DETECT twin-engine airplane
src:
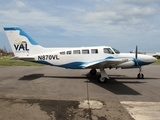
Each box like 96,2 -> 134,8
4,26 -> 157,83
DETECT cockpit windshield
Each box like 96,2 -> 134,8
112,48 -> 120,54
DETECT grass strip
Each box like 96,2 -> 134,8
153,59 -> 160,65
0,60 -> 44,66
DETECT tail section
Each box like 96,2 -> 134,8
4,26 -> 44,57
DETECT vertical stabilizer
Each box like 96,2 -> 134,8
4,26 -> 44,57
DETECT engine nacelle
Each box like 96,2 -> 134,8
116,61 -> 135,68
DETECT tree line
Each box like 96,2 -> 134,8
0,47 -> 14,56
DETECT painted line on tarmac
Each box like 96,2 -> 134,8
121,101 -> 160,120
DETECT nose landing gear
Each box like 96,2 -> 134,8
137,67 -> 144,79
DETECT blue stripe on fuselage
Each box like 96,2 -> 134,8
33,61 -> 54,66
34,60 -> 85,69
59,62 -> 85,69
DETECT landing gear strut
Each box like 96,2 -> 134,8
90,68 -> 109,83
137,67 -> 144,79
97,67 -> 109,83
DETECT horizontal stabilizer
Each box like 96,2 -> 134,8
11,57 -> 35,61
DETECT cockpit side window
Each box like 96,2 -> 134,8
103,48 -> 114,54
112,48 -> 120,54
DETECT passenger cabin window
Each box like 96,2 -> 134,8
60,51 -> 65,55
82,49 -> 89,54
67,51 -> 72,54
104,48 -> 114,54
91,49 -> 98,54
73,50 -> 80,54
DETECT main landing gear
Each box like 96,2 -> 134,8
90,68 -> 109,83
90,69 -> 97,76
137,67 -> 144,79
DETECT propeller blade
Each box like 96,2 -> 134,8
135,46 -> 138,59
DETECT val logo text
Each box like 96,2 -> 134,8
14,41 -> 29,51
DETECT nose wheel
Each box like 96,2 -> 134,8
137,73 -> 144,79
137,67 -> 144,79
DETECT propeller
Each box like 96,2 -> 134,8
135,45 -> 138,59
134,45 -> 139,67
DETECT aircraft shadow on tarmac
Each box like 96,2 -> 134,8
85,73 -> 142,95
19,74 -> 87,80
19,73 -> 158,95
19,74 -> 45,81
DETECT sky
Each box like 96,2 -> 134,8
0,0 -> 160,52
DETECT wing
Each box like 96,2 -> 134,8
81,58 -> 128,69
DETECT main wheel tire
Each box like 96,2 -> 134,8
141,74 -> 144,79
90,69 -> 97,76
137,73 -> 144,79
97,75 -> 107,83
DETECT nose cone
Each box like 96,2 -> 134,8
146,55 -> 158,63
138,54 -> 158,64
151,56 -> 158,63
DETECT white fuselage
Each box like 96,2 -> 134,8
33,46 -> 157,69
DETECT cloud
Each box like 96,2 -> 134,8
122,0 -> 160,6
16,0 -> 25,7
0,9 -> 61,26
0,0 -> 88,36
127,7 -> 155,17
78,11 -> 124,24
78,3 -> 156,26
0,0 -> 160,52
1,0 -> 157,34
0,1 -> 68,30
57,5 -> 86,13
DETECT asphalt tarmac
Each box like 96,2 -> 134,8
0,65 -> 160,120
